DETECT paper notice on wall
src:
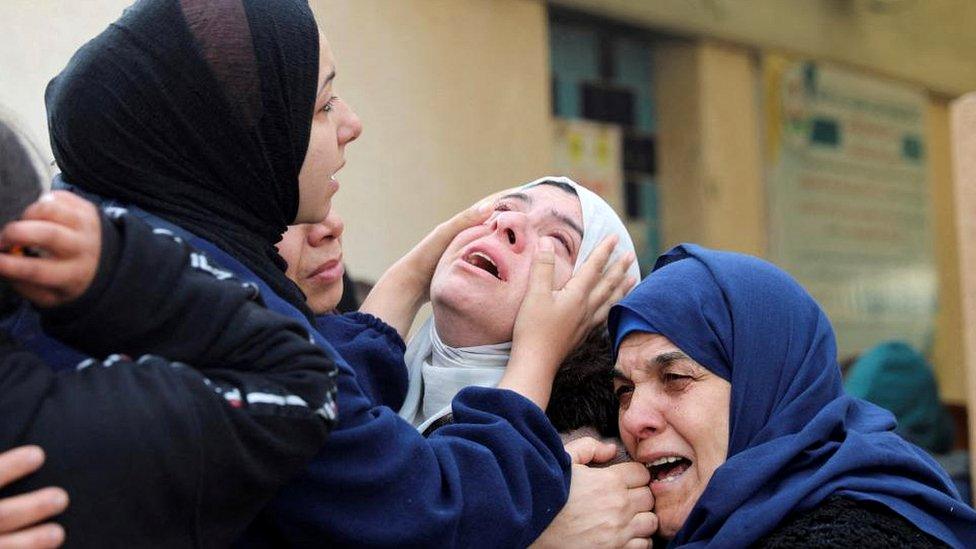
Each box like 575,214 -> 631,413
764,55 -> 936,358
552,117 -> 623,211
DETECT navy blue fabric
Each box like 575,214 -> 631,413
19,188 -> 570,547
314,312 -> 408,410
0,301 -> 87,371
608,243 -> 976,548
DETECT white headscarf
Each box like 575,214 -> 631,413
400,176 -> 641,433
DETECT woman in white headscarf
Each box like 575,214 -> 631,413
399,176 -> 642,434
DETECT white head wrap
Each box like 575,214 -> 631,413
400,176 -> 641,433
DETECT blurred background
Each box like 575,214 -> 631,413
3,0 -> 976,498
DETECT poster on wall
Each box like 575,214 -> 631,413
763,55 -> 936,358
552,117 -> 624,210
553,117 -> 652,272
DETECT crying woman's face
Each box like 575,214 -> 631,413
429,183 -> 582,347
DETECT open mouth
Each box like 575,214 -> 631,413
464,251 -> 502,280
646,456 -> 692,484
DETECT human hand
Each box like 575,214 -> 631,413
513,234 -> 635,374
0,191 -> 101,308
531,459 -> 656,549
0,446 -> 67,549
563,436 -> 619,466
382,192 -> 508,300
360,195 -> 499,338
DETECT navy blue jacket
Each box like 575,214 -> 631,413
12,183 -> 571,547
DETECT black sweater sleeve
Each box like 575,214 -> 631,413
0,210 -> 338,547
756,496 -> 949,548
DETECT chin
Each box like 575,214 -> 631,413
303,286 -> 342,315
656,505 -> 692,540
431,290 -> 514,345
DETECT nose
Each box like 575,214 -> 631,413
307,213 -> 344,246
338,100 -> 363,145
489,211 -> 528,254
619,387 -> 667,442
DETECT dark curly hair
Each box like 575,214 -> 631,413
546,328 -> 619,437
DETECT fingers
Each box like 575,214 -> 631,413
628,511 -> 659,539
0,253 -> 76,289
0,523 -> 65,549
628,485 -> 653,513
1,221 -> 78,258
564,437 -> 617,465
445,199 -> 494,235
0,448 -> 44,489
567,234 -> 618,292
609,461 -> 651,488
527,238 -> 555,294
0,488 -> 68,534
588,251 -> 637,327
20,191 -> 94,231
622,537 -> 652,549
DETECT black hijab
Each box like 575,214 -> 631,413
46,0 -> 320,316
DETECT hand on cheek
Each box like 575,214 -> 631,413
0,191 -> 101,308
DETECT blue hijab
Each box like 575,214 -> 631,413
608,244 -> 975,548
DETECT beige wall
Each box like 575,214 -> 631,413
313,0 -> 553,281
0,0 -> 133,167
653,40 -> 765,256
950,94 -> 976,478
0,0 -> 553,282
553,0 -> 976,97
928,100 -> 967,403
654,39 -> 968,402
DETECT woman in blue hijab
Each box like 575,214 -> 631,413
608,243 -> 975,547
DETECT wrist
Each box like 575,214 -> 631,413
385,257 -> 431,304
511,338 -> 563,373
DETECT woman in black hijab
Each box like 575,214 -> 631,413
47,0 -> 359,318
32,0 -> 626,545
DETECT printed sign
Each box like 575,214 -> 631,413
764,55 -> 935,357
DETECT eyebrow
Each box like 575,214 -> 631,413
317,69 -> 336,97
552,209 -> 584,239
612,350 -> 692,380
498,192 -> 584,239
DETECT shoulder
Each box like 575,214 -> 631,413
756,496 -> 949,548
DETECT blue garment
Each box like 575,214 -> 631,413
0,300 -> 88,370
18,182 -> 570,547
314,312 -> 408,410
608,243 -> 976,548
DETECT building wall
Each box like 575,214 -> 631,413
0,0 -> 553,282
654,38 -> 967,403
552,0 -> 976,97
312,0 -> 553,281
0,0 -> 133,166
653,40 -> 765,257
931,99 -> 967,403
